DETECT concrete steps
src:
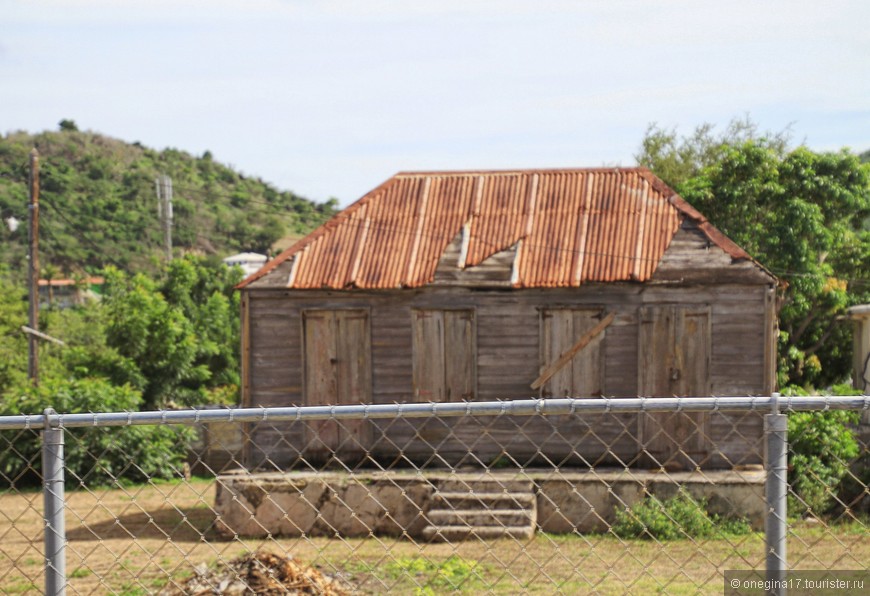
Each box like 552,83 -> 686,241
422,478 -> 537,541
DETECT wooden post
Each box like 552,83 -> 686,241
240,293 -> 251,467
28,148 -> 40,386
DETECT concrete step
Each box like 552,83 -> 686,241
422,524 -> 535,542
426,508 -> 534,527
437,478 -> 535,493
423,483 -> 538,541
433,491 -> 536,510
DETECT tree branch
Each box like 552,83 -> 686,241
802,319 -> 842,357
792,311 -> 818,344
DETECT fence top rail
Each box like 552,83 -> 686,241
0,395 -> 867,430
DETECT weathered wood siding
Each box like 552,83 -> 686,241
244,284 -> 771,469
243,219 -> 775,470
412,309 -> 476,401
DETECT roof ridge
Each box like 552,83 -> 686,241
395,166 -> 649,178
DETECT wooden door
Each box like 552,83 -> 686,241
303,309 -> 371,461
540,308 -> 605,397
639,305 -> 711,469
412,310 -> 476,401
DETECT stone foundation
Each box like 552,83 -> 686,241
215,468 -> 765,539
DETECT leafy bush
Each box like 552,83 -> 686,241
0,378 -> 193,487
788,411 -> 859,516
781,385 -> 861,516
612,492 -> 751,540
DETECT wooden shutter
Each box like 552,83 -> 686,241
444,310 -> 476,401
413,310 -> 476,402
539,308 -> 605,398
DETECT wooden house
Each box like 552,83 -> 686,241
238,168 -> 778,471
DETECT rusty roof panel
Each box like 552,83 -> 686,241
408,175 -> 476,285
465,173 -> 530,267
239,168 -> 766,290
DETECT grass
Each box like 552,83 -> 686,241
348,555 -> 487,594
0,479 -> 866,594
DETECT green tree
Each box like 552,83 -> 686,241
0,274 -> 28,392
638,122 -> 870,386
41,263 -> 61,307
0,377 -> 191,487
0,127 -> 336,273
636,117 -> 791,189
67,257 -> 242,409
100,267 -> 203,409
159,255 -> 242,394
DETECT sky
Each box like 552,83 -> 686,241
3,0 -> 869,207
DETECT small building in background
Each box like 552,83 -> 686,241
849,305 -> 870,394
38,276 -> 104,309
223,252 -> 268,278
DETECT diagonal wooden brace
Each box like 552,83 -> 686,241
530,312 -> 615,391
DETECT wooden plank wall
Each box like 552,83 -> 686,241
242,218 -> 774,469
244,282 -> 770,469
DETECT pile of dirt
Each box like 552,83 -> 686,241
159,550 -> 353,595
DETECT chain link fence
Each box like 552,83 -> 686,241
0,395 -> 868,594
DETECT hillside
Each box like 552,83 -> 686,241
0,122 -> 336,276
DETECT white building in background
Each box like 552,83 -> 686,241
849,305 -> 870,395
223,252 -> 269,278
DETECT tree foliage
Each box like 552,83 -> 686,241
638,120 -> 870,387
636,116 -> 791,188
787,410 -> 860,515
0,377 -> 192,487
0,273 -> 28,391
0,127 -> 337,275
64,256 -> 243,409
1,256 -> 242,409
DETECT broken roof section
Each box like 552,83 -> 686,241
240,168 -> 762,290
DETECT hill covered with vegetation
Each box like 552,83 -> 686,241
0,121 -> 337,276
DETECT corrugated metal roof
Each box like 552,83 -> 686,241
240,168 -> 755,290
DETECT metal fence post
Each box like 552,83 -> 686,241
42,408 -> 66,596
765,393 -> 787,593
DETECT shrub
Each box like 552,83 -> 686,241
788,410 -> 859,515
612,492 -> 751,540
781,385 -> 861,516
0,378 -> 193,487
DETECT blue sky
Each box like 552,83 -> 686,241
3,1 -> 869,206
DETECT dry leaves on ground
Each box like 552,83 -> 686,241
159,550 -> 353,595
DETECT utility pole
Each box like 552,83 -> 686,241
155,174 -> 173,261
28,149 -> 40,385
